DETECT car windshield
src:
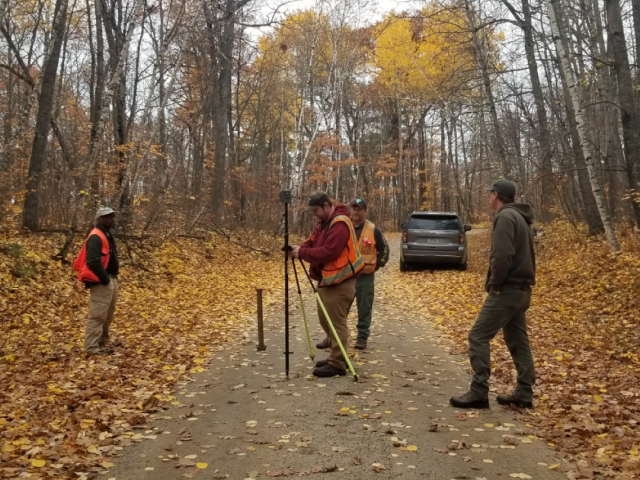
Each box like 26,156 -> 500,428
408,215 -> 461,231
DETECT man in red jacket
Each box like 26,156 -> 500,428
289,191 -> 363,377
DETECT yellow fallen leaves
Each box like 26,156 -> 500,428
31,459 -> 45,468
389,222 -> 640,477
196,463 -> 208,469
0,230 -> 283,477
406,445 -> 418,451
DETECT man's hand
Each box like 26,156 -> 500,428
288,246 -> 300,259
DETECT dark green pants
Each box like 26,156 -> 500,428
468,286 -> 535,400
349,273 -> 375,341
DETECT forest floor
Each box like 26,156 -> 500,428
0,221 -> 639,479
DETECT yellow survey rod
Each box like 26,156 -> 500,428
314,292 -> 359,382
298,291 -> 314,360
291,258 -> 314,360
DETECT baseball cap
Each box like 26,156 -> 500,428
307,191 -> 331,208
488,179 -> 516,198
351,198 -> 368,209
95,207 -> 118,220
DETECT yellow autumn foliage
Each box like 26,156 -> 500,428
373,4 -> 491,102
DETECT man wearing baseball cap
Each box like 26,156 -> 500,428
289,191 -> 364,377
450,179 -> 537,409
316,198 -> 389,350
72,207 -> 121,355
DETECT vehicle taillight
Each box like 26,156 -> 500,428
459,231 -> 465,244
402,230 -> 408,243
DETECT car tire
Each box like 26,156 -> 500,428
399,260 -> 409,272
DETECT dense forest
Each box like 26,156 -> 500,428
1,0 -> 639,250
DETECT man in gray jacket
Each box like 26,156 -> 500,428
450,179 -> 536,409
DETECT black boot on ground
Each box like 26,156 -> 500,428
449,391 -> 489,409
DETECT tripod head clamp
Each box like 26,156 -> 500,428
279,190 -> 292,204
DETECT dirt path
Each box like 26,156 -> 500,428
106,245 -> 564,480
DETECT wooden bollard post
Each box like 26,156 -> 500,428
257,289 -> 266,351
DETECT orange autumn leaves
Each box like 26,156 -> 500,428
0,231 -> 282,478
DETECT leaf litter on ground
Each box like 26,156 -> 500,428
385,223 -> 640,477
0,230 -> 282,478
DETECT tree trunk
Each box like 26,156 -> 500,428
604,0 -> 640,230
22,0 -> 68,231
521,0 -> 554,221
546,0 -> 619,250
418,116 -> 426,209
631,0 -> 640,84
465,0 -> 509,176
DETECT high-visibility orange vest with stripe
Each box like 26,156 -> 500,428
320,215 -> 364,286
358,220 -> 377,275
72,228 -> 109,283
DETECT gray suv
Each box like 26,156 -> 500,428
400,212 -> 471,271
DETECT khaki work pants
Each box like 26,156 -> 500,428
317,277 -> 356,370
83,277 -> 118,353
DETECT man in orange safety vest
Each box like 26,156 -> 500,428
73,207 -> 121,355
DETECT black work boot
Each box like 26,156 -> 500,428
316,337 -> 330,349
315,359 -> 329,367
354,339 -> 367,350
312,363 -> 346,377
449,391 -> 489,409
497,394 -> 533,409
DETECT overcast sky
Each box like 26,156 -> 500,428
255,0 -> 421,27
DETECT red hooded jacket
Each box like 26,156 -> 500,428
299,204 -> 354,282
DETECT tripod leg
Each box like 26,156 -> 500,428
315,293 -> 358,381
298,292 -> 314,360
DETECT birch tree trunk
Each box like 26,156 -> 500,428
546,0 -> 619,251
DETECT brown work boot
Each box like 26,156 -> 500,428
313,363 -> 346,377
316,337 -> 330,349
354,338 -> 367,350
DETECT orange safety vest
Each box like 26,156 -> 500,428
320,215 -> 364,287
358,220 -> 377,275
72,228 -> 109,283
